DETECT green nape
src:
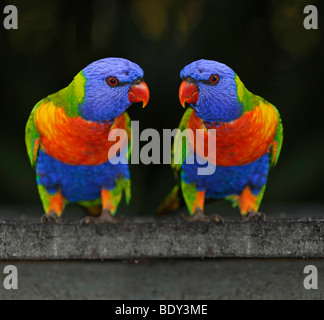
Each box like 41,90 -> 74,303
50,71 -> 87,118
235,74 -> 260,113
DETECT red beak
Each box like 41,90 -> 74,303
179,80 -> 199,108
128,81 -> 150,108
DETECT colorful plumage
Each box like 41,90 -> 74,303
25,58 -> 149,223
158,59 -> 283,221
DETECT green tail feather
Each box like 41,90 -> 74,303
156,184 -> 184,216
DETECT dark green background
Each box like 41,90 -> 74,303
0,0 -> 323,214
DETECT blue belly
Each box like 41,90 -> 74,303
36,150 -> 129,202
181,153 -> 269,198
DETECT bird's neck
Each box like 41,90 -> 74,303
49,72 -> 87,119
235,75 -> 258,113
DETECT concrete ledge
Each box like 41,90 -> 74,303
0,217 -> 324,260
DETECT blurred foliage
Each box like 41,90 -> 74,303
270,0 -> 321,57
0,0 -> 323,213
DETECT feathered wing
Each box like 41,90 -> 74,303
157,108 -> 194,215
269,105 -> 283,167
246,95 -> 283,168
25,100 -> 46,169
156,184 -> 183,216
171,107 -> 194,172
123,111 -> 132,204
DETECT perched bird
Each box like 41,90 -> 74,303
25,58 -> 149,223
158,59 -> 283,221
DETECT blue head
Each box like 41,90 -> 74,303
77,57 -> 149,122
179,59 -> 243,123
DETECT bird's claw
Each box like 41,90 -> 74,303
41,212 -> 66,224
80,209 -> 124,225
211,214 -> 224,224
241,211 -> 266,221
181,209 -> 210,222
181,209 -> 225,223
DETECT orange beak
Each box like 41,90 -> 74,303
179,80 -> 199,108
128,81 -> 150,108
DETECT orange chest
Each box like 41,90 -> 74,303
35,103 -> 129,165
187,104 -> 278,166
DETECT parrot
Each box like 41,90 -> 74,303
25,58 -> 149,224
158,59 -> 283,222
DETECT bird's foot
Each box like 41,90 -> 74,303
41,211 -> 66,224
181,209 -> 210,222
241,210 -> 266,221
80,209 -> 124,225
210,214 -> 225,224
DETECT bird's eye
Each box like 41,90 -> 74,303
106,76 -> 118,86
209,74 -> 219,84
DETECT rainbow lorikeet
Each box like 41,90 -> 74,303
158,59 -> 283,221
25,58 -> 149,223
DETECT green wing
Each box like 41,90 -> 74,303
171,107 -> 194,172
269,106 -> 283,167
124,111 -> 132,164
25,100 -> 44,169
124,111 -> 132,204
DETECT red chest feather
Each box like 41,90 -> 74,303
187,102 -> 278,166
35,102 -> 129,165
